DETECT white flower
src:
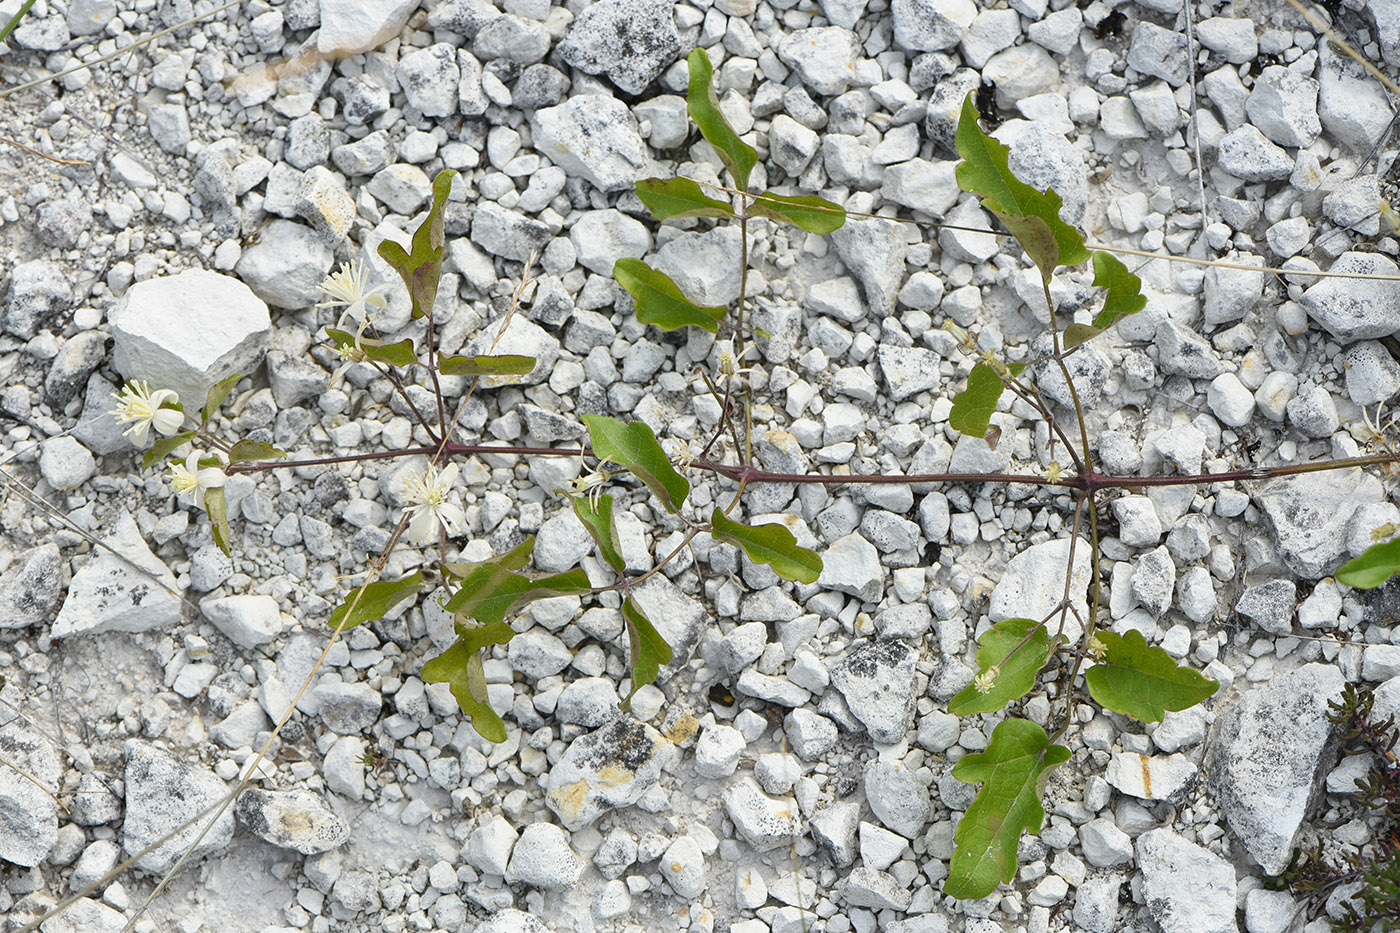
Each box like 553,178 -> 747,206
168,450 -> 228,509
403,463 -> 466,543
973,665 -> 1000,695
110,381 -> 184,446
316,258 -> 391,341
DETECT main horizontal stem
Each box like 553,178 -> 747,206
225,442 -> 1399,492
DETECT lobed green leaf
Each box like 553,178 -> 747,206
1337,537 -> 1400,589
613,258 -> 727,333
228,440 -> 286,465
1062,323 -> 1103,350
635,177 -> 736,220
1084,629 -> 1220,723
202,373 -> 243,425
686,48 -> 758,192
421,623 -> 515,743
326,328 -> 419,367
437,353 -> 538,377
620,595 -> 673,712
378,168 -> 457,319
946,718 -> 1071,899
955,93 -> 1089,273
328,571 -> 425,632
442,560 -> 592,626
141,432 -> 197,472
948,617 -> 1052,716
949,362 -> 1005,440
747,192 -> 847,234
581,414 -> 690,513
1089,251 -> 1148,330
709,508 -> 822,584
443,536 -> 535,579
573,493 -> 626,574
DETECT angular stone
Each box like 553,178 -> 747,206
1208,663 -> 1345,874
1136,828 -> 1236,933
0,720 -> 59,867
545,718 -> 676,830
110,269 -> 271,405
236,789 -> 349,854
531,95 -> 651,192
1255,470 -> 1385,578
830,640 -> 917,744
52,514 -> 182,637
123,740 -> 235,873
557,0 -> 681,95
0,544 -> 63,630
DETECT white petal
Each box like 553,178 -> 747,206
125,421 -> 152,447
407,509 -> 435,543
196,467 -> 227,489
152,409 -> 184,436
439,502 -> 466,535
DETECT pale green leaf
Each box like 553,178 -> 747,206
709,508 -> 822,584
747,191 -> 846,234
635,177 -> 735,220
687,48 -> 758,191
613,258 -> 727,333
141,431 -> 196,472
205,486 -> 231,557
990,210 -> 1058,281
378,168 -> 457,319
948,618 -> 1052,716
228,440 -> 286,465
442,536 -> 535,579
581,414 -> 690,513
955,93 -> 1089,270
202,373 -> 242,425
437,353 -> 537,377
1090,251 -> 1148,329
1062,323 -> 1104,350
325,328 -> 418,367
1337,537 -> 1400,589
620,595 -> 673,711
1084,630 -> 1220,723
573,493 -> 626,574
421,624 -> 515,743
328,572 -> 425,632
946,719 -> 1071,900
441,561 -> 592,627
949,362 -> 1005,439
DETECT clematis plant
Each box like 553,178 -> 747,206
110,380 -> 184,446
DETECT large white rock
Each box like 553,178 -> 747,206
52,514 -> 182,637
123,740 -> 235,873
317,0 -> 417,55
989,537 -> 1092,642
110,269 -> 270,405
0,720 -> 59,866
1136,828 -> 1236,933
531,95 -> 651,192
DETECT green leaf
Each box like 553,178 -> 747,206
687,48 -> 757,192
948,618 -> 1052,716
141,431 -> 197,472
581,414 -> 690,513
421,624 -> 515,743
1084,630 -> 1220,723
955,93 -> 1089,270
437,353 -> 538,377
989,211 -> 1058,281
635,177 -> 736,221
709,508 -> 822,584
573,493 -> 626,574
613,258 -> 727,333
0,0 -> 38,45
748,192 -> 847,234
949,362 -> 1005,439
946,719 -> 1071,900
328,571 -> 425,632
620,595 -> 673,712
326,328 -> 419,367
1090,251 -> 1148,329
377,168 -> 457,319
1337,537 -> 1400,589
441,561 -> 592,626
443,536 -> 535,579
227,440 -> 286,465
204,486 -> 232,557
1062,323 -> 1103,350
202,373 -> 242,425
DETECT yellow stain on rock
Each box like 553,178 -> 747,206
664,714 -> 699,746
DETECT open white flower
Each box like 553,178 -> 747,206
316,258 -> 391,341
403,463 -> 466,543
168,450 -> 228,509
110,381 -> 184,446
